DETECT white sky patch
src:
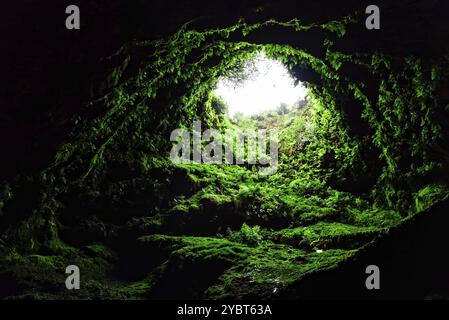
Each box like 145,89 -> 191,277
214,53 -> 308,116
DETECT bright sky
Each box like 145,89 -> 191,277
214,53 -> 308,116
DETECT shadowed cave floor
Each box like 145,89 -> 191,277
1,162 -> 448,300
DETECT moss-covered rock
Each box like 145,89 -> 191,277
2,1 -> 449,300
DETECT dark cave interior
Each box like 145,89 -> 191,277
1,0 -> 449,300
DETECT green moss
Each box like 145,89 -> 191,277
228,223 -> 263,247
132,231 -> 365,299
0,243 -> 122,299
414,184 -> 449,213
205,246 -> 356,300
272,222 -> 382,250
3,8 -> 449,300
200,193 -> 233,207
352,207 -> 402,228
114,280 -> 153,299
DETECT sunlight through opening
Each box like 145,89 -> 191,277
214,53 -> 308,117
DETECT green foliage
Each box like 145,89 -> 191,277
272,222 -> 382,250
0,243 -> 131,299
205,247 -> 355,300
229,223 -> 263,247
3,10 -> 449,300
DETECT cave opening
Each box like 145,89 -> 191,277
169,49 -> 317,177
2,2 -> 449,301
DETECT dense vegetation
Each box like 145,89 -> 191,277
1,3 -> 449,299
